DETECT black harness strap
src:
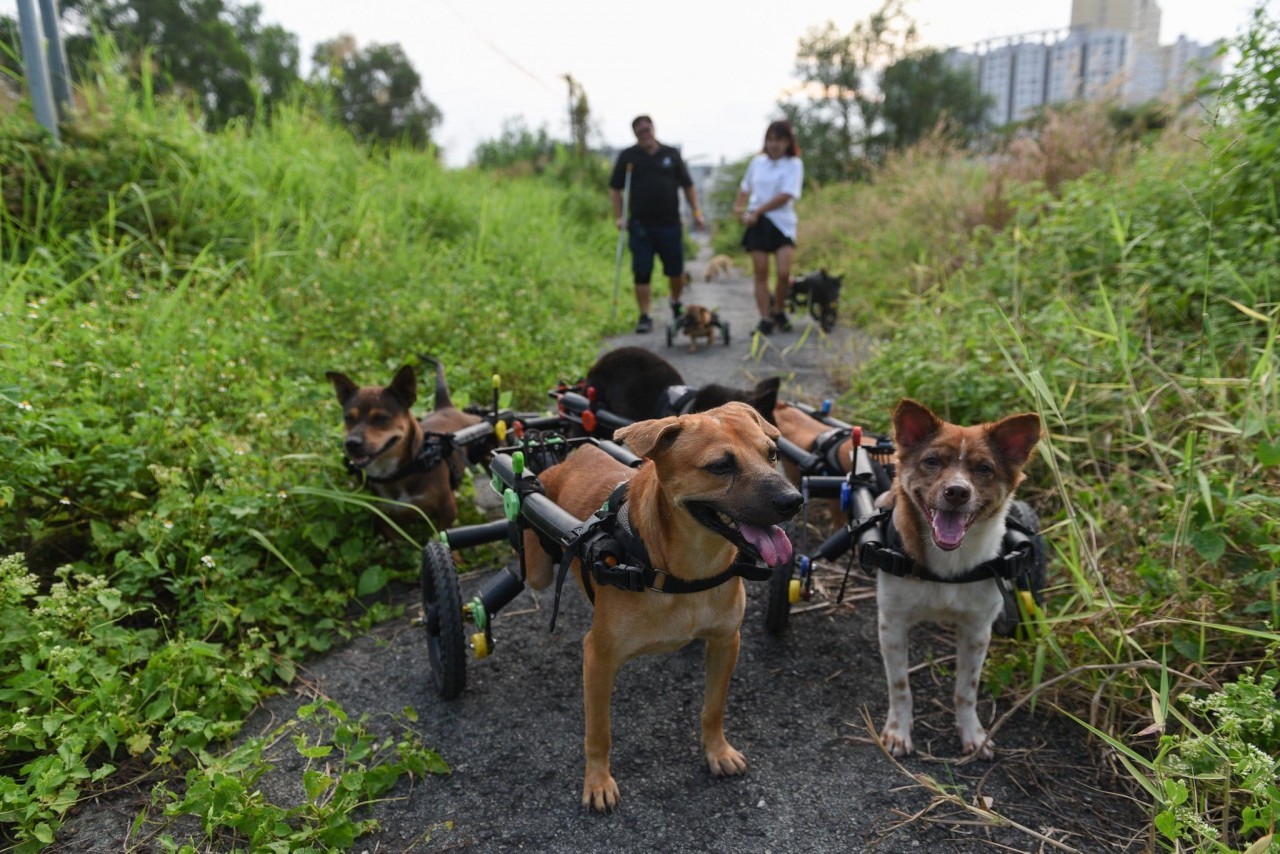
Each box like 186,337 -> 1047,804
665,385 -> 699,417
856,509 -> 1037,585
545,482 -> 772,632
351,431 -> 462,488
812,427 -> 853,474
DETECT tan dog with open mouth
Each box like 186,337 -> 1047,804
325,361 -> 481,534
876,399 -> 1040,759
522,402 -> 803,812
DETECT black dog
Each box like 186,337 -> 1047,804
585,346 -> 780,436
787,270 -> 842,333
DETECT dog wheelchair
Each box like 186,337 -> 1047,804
765,401 -> 1048,640
664,308 -> 730,348
419,425 -> 650,699
547,380 -> 638,439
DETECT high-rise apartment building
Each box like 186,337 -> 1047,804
950,0 -> 1222,127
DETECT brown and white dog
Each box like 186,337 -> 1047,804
679,304 -> 719,352
703,254 -> 737,282
522,402 -> 803,812
876,399 -> 1041,759
326,361 -> 481,534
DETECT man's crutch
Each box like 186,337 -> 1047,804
611,163 -> 633,321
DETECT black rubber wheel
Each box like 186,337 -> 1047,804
665,324 -> 674,347
763,520 -> 798,635
421,541 -> 467,699
722,320 -> 731,346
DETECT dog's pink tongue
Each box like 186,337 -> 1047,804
740,523 -> 794,567
931,510 -> 967,550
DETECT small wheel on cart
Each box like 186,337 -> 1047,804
421,540 -> 467,699
722,320 -> 731,346
666,323 -> 674,347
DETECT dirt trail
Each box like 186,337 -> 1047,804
56,239 -> 1146,853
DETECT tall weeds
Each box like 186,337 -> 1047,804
802,8 -> 1280,849
1,52 -> 616,849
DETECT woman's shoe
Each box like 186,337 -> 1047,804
773,312 -> 793,332
756,317 -> 775,335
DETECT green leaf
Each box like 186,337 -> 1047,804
1257,438 -> 1280,467
356,566 -> 389,597
1154,809 -> 1179,841
1189,529 -> 1226,563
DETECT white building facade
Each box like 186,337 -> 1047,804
951,0 -> 1222,128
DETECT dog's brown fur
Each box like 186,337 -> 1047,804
703,254 -> 736,282
522,403 -> 802,812
681,304 -> 718,352
877,399 -> 1041,759
326,362 -> 480,534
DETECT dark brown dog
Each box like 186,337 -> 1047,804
326,360 -> 480,534
585,346 -> 779,435
522,402 -> 803,812
679,304 -> 718,352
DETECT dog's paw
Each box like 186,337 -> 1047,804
706,743 -> 748,777
582,771 -> 620,813
879,724 -> 914,757
959,726 -> 995,760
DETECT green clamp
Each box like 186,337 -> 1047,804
468,596 -> 488,631
503,488 -> 521,521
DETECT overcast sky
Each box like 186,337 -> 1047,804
3,0 -> 1264,166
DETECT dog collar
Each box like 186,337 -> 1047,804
349,432 -> 464,490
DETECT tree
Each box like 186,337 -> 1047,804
42,0 -> 299,127
880,48 -> 990,150
472,117 -> 558,173
782,0 -> 918,183
58,0 -> 296,127
311,36 -> 440,149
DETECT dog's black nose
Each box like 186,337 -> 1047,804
344,437 -> 363,453
943,484 -> 971,505
775,489 -> 804,517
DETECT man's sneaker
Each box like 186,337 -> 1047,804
755,317 -> 775,335
774,312 -> 793,332
635,314 -> 654,333
670,300 -> 683,318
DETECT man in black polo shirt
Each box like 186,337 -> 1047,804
609,115 -> 705,333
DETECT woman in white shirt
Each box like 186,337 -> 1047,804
733,121 -> 804,335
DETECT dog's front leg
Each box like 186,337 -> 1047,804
954,617 -> 995,759
878,617 -> 915,756
702,631 -> 747,776
581,629 -> 621,812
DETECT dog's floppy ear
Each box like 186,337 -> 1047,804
749,377 -> 781,425
987,412 -> 1041,468
388,365 -> 417,408
326,371 -> 359,405
892,399 -> 943,450
615,416 -> 683,461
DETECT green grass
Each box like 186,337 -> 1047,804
1,63 -> 619,850
795,10 -> 1280,850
